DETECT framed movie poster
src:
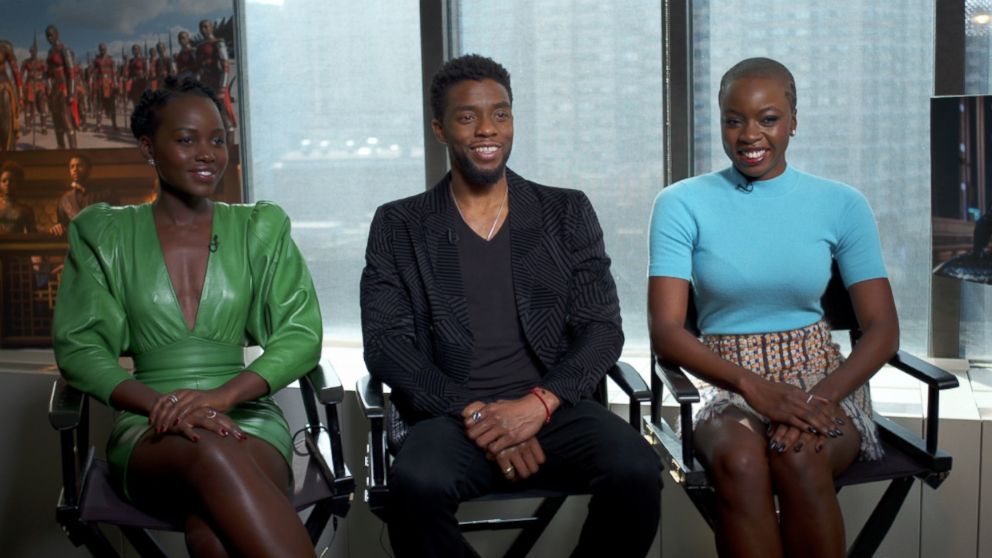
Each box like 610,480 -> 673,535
0,1 -> 245,347
931,95 -> 992,286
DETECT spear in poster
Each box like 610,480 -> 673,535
32,31 -> 37,148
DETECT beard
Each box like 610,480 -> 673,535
450,145 -> 511,187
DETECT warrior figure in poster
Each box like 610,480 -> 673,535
154,41 -> 175,88
91,43 -> 117,131
45,25 -> 78,149
195,19 -> 235,131
20,39 -> 46,138
147,45 -> 159,91
0,40 -> 22,151
174,31 -> 196,81
125,44 -> 148,112
69,50 -> 88,131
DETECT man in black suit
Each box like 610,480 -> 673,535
360,54 -> 660,557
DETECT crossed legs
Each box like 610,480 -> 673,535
128,431 -> 314,558
695,407 -> 860,558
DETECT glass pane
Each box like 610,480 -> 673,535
693,1 -> 935,352
457,0 -> 664,353
962,0 -> 992,359
243,0 -> 424,345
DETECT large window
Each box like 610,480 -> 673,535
456,0 -> 665,353
242,0 -> 425,345
962,0 -> 992,358
693,0 -> 935,352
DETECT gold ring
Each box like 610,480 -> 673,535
503,466 -> 515,475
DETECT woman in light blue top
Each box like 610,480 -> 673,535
648,58 -> 899,558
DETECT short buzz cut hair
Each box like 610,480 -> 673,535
719,57 -> 797,113
429,54 -> 512,121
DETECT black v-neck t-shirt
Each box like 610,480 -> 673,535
454,216 -> 543,400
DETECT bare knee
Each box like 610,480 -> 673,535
708,443 -> 770,486
185,514 -> 229,558
769,447 -> 834,494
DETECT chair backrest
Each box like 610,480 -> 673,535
684,260 -> 860,337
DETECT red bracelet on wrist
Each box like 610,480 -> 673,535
530,387 -> 552,424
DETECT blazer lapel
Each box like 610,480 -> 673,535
507,170 -> 542,337
416,175 -> 473,342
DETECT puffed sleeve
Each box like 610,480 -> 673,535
244,202 -> 323,393
53,209 -> 131,406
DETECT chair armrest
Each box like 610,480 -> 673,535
655,358 -> 700,404
886,350 -> 959,455
303,358 -> 344,405
888,350 -> 959,390
356,374 -> 385,420
49,377 -> 84,431
607,361 -> 651,401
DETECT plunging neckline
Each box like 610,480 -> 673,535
147,203 -> 217,333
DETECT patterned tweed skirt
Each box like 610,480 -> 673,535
692,320 -> 883,461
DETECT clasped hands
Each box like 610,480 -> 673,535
149,388 -> 246,443
461,395 -> 550,482
743,377 -> 846,454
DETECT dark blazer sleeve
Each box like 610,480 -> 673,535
360,205 -> 473,417
537,191 -> 624,404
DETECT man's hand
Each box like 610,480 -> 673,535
489,437 -> 546,481
461,395 -> 550,454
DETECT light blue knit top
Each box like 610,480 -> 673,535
648,165 -> 887,335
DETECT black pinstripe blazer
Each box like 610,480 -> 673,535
360,169 -> 623,422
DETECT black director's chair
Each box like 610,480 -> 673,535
646,262 -> 957,558
50,359 -> 354,558
356,362 -> 652,558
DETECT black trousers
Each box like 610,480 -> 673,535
387,400 -> 662,557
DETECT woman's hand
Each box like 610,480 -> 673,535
741,377 -> 839,437
767,423 -> 828,454
489,437 -> 546,481
162,406 -> 246,443
149,388 -> 233,434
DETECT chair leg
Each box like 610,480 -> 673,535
502,496 -> 566,558
305,500 -> 335,545
119,526 -> 169,558
686,488 -> 718,531
846,476 -> 915,558
77,523 -> 121,558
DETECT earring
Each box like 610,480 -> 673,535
147,158 -> 156,166
790,130 -> 796,137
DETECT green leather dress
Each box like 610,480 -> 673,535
53,201 -> 322,499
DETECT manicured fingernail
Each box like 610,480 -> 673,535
769,440 -> 777,450
807,427 -> 818,434
777,445 -> 785,453
836,418 -> 846,425
220,429 -> 229,437
794,442 -> 803,452
235,431 -> 246,440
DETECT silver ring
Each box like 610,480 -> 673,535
471,410 -> 484,423
168,394 -> 179,405
503,465 -> 515,476
805,394 -> 814,405
205,408 -> 217,419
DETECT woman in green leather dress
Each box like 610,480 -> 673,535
53,77 -> 321,557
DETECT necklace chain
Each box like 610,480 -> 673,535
450,184 -> 507,241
